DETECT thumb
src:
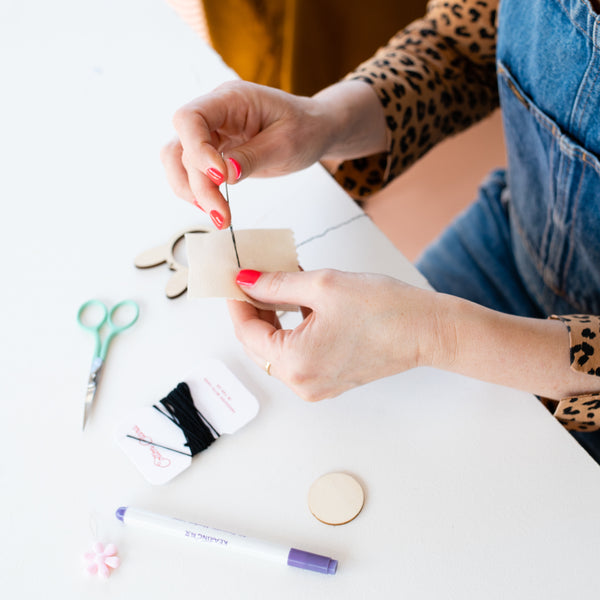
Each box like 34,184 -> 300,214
236,269 -> 321,308
224,129 -> 275,181
226,124 -> 307,181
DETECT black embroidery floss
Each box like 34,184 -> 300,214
152,382 -> 220,457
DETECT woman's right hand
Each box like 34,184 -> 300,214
160,80 -> 337,228
160,79 -> 386,228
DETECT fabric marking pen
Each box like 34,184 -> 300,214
116,506 -> 338,575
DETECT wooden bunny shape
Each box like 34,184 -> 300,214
134,228 -> 208,298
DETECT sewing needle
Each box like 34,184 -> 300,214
125,434 -> 193,457
224,179 -> 241,268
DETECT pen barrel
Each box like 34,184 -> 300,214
122,508 -> 289,564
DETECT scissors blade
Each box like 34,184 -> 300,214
224,180 -> 241,268
83,357 -> 103,431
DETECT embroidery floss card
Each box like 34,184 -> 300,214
115,359 -> 259,485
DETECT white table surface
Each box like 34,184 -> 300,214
2,1 -> 600,598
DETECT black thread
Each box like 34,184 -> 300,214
153,382 -> 220,456
295,213 -> 368,248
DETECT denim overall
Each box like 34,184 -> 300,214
417,0 -> 600,461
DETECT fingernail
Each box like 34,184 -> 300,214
236,269 -> 262,287
206,167 -> 224,186
210,210 -> 225,229
228,157 -> 242,180
193,199 -> 205,212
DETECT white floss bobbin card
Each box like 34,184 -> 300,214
115,359 -> 259,485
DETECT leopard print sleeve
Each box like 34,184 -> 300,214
331,0 -> 499,200
542,315 -> 600,432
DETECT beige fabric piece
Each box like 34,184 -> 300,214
186,229 -> 300,310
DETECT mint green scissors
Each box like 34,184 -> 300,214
77,299 -> 139,430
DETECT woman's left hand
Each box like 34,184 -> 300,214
227,269 -> 447,401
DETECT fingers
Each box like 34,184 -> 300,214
235,269 -> 328,309
297,266 -> 312,319
172,85 -> 248,187
180,149 -> 231,227
165,80 -> 327,228
159,139 -> 196,205
230,270 -> 322,383
160,137 -> 229,221
173,81 -> 287,181
229,270 -> 349,400
300,305 -> 312,320
169,91 -> 237,226
227,299 -> 285,374
228,269 -> 425,403
230,127 -> 294,179
172,94 -> 228,179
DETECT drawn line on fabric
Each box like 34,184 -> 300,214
296,213 -> 369,248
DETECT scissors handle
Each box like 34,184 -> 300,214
77,300 -> 108,358
107,300 -> 139,332
77,299 -> 139,360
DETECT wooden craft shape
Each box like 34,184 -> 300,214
135,228 -> 208,298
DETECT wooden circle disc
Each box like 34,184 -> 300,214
308,472 -> 365,525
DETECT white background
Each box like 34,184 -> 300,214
2,1 -> 600,598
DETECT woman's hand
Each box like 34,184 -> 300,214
227,269 -> 445,401
228,268 -> 600,404
161,81 -> 336,228
161,80 -> 386,229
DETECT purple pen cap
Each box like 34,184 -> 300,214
115,507 -> 127,522
287,548 -> 338,575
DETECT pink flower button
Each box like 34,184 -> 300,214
83,542 -> 120,578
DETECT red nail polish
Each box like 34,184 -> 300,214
228,157 -> 242,180
236,269 -> 262,287
206,168 -> 224,186
193,199 -> 205,212
210,210 -> 225,229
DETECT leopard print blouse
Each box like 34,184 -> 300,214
546,316 -> 600,432
330,0 -> 600,433
333,0 -> 499,199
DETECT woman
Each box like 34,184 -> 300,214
161,0 -> 600,461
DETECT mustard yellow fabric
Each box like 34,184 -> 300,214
199,0 -> 428,96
